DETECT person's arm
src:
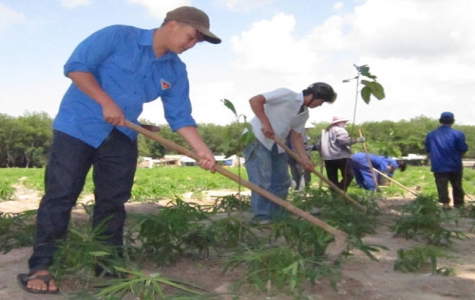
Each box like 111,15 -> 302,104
176,126 -> 215,171
249,95 -> 274,139
290,130 -> 314,171
456,132 -> 468,157
67,72 -> 125,126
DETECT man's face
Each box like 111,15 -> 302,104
168,22 -> 203,54
308,98 -> 324,108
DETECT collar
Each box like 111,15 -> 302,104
138,28 -> 156,46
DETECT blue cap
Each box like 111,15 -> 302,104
439,112 -> 455,124
440,112 -> 454,119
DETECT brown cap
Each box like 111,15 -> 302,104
164,6 -> 221,44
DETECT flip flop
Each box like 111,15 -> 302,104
17,273 -> 60,294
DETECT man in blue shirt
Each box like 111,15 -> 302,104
425,112 -> 468,210
18,6 -> 221,294
349,152 -> 406,191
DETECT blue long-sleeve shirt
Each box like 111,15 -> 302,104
425,125 -> 468,172
350,153 -> 398,190
53,25 -> 196,148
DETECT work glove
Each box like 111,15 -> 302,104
356,137 -> 366,143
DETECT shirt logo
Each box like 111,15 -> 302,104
161,79 -> 171,90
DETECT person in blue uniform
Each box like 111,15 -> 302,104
18,6 -> 221,294
425,112 -> 468,209
349,152 -> 406,191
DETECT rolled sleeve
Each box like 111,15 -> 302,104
161,69 -> 197,131
64,25 -> 124,76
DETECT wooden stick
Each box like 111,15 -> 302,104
126,121 -> 349,260
358,129 -> 379,191
272,138 -> 366,212
372,168 -> 419,196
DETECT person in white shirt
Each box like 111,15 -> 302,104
243,82 -> 336,224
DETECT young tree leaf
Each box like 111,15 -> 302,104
361,86 -> 372,104
221,99 -> 237,117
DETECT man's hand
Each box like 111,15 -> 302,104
356,136 -> 366,143
300,158 -> 315,172
102,102 -> 125,126
196,150 -> 216,172
261,123 -> 275,139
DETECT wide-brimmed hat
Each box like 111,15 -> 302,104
330,116 -> 351,125
164,6 -> 221,44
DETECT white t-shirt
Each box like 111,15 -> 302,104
249,88 -> 309,153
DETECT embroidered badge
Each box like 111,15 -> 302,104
161,79 -> 171,90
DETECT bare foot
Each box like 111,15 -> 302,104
27,270 -> 58,293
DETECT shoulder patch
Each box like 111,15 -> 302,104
161,79 -> 171,90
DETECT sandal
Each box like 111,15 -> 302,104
17,273 -> 60,294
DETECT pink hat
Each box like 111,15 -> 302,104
330,116 -> 351,125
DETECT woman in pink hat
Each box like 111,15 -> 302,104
318,116 -> 365,191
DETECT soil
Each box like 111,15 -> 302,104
1,186 -> 475,300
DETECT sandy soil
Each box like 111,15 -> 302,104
1,186 -> 475,300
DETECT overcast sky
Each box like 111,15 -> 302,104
1,0 -> 474,127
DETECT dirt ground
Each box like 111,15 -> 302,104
2,186 -> 475,300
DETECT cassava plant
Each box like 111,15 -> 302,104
0,210 -> 36,252
394,246 -> 455,276
94,267 -> 206,299
392,194 -> 467,246
224,245 -> 340,295
51,203 -> 128,287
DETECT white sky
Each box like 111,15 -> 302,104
1,0 -> 474,126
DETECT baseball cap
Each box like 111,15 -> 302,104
164,6 -> 221,44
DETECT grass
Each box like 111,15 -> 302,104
0,166 -> 251,201
2,166 -> 475,201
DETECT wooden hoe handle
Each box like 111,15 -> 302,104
272,138 -> 366,212
126,121 -> 349,241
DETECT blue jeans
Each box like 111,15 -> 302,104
243,140 -> 291,221
28,129 -> 138,273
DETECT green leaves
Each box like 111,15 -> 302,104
221,98 -> 255,157
361,80 -> 385,104
350,64 -> 386,104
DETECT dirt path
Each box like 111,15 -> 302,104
1,188 -> 475,299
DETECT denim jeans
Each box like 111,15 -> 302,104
28,129 -> 138,273
434,171 -> 464,207
243,140 -> 291,221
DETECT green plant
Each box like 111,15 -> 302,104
210,194 -> 251,214
394,246 -> 455,276
51,204 -> 128,287
392,194 -> 467,245
128,198 -> 210,266
94,267 -> 206,299
344,64 -> 385,104
224,246 -> 340,295
0,180 -> 15,201
207,216 -> 260,250
0,210 -> 36,252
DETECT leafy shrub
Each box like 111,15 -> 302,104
392,195 -> 467,245
0,181 -> 14,201
224,246 -> 340,294
0,210 -> 36,252
394,246 -> 455,276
